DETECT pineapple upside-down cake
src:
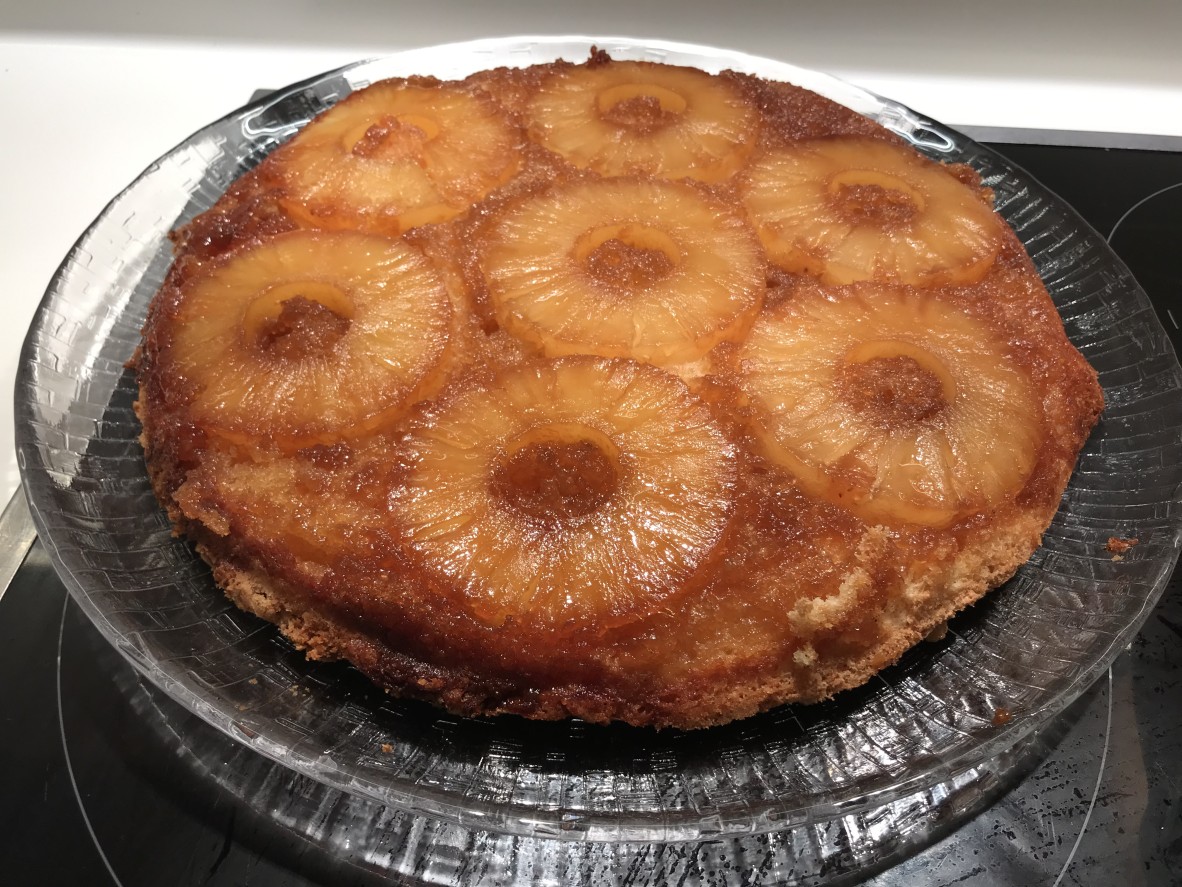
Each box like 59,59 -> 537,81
134,51 -> 1104,729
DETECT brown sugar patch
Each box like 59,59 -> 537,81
836,356 -> 949,428
350,116 -> 433,160
600,95 -> 679,133
172,172 -> 297,262
992,707 -> 1013,726
254,296 -> 351,360
729,71 -> 893,145
830,183 -> 919,226
490,439 -> 620,523
298,442 -> 355,470
585,238 -> 675,290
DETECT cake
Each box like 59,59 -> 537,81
134,49 -> 1104,729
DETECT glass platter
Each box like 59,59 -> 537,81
16,35 -> 1182,849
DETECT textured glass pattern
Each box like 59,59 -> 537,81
70,593 -> 1068,886
15,38 -> 1182,848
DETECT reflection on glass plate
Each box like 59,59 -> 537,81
62,595 -> 1096,887
16,35 -> 1182,858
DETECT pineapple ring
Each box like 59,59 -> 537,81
741,137 -> 1004,286
527,61 -> 757,182
168,230 -> 452,446
737,286 -> 1042,526
399,357 -> 736,633
481,178 -> 765,366
272,81 -> 523,235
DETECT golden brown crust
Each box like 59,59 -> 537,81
135,52 -> 1104,730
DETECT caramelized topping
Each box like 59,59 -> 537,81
600,95 -> 679,132
253,296 -> 352,360
491,430 -> 621,523
837,355 -> 949,427
585,238 -> 676,290
346,114 -> 439,159
575,222 -> 681,291
831,183 -> 920,225
299,441 -> 355,469
597,83 -> 686,133
833,338 -> 957,430
828,169 -> 923,226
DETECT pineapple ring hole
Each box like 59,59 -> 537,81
242,281 -> 355,358
828,169 -> 925,225
838,340 -> 957,426
490,422 -> 623,523
574,223 -> 681,291
341,114 -> 441,155
595,83 -> 690,117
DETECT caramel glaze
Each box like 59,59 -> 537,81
600,95 -> 679,134
584,238 -> 676,291
254,296 -> 351,359
490,440 -> 621,522
135,52 -> 1104,729
836,356 -> 948,427
831,184 -> 920,226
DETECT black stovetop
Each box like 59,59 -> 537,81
3,141 -> 1181,886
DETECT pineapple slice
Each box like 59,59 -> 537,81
480,178 -> 765,366
399,357 -> 735,632
737,285 -> 1041,526
526,60 -> 756,182
741,137 -> 1003,286
168,230 -> 451,446
272,80 -> 523,235
173,434 -> 404,572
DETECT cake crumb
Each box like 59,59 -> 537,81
381,743 -> 394,754
924,621 -> 948,642
1107,536 -> 1139,560
992,707 -> 1012,726
793,644 -> 818,667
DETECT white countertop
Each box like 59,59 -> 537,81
4,1 -> 1182,504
